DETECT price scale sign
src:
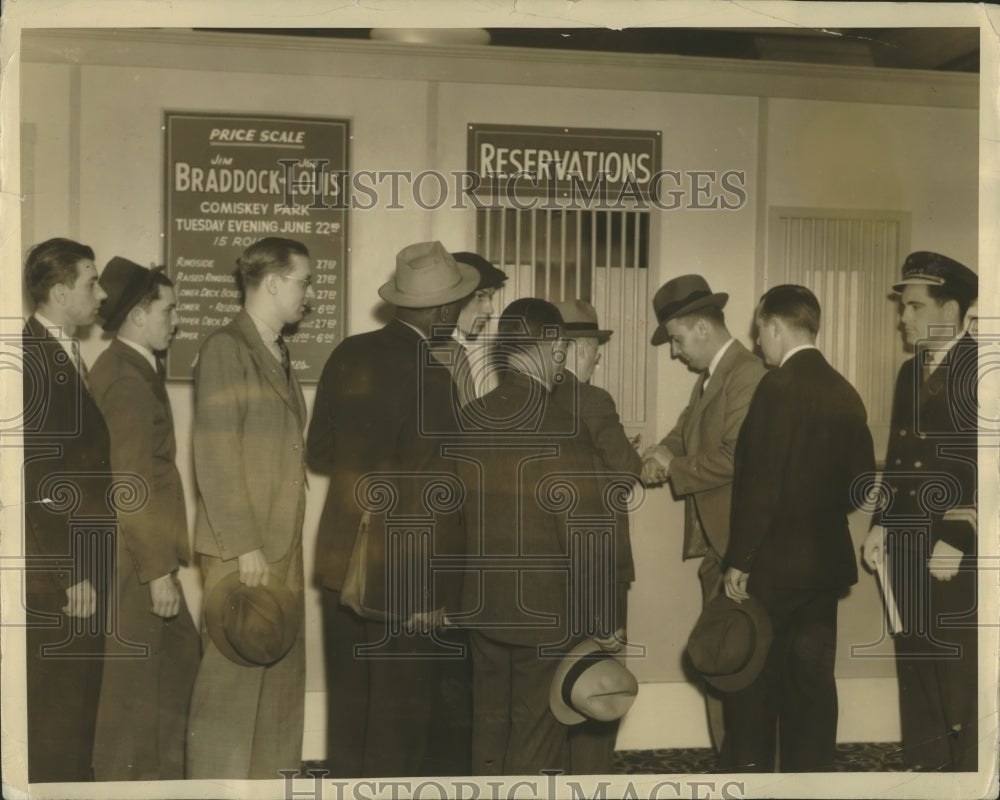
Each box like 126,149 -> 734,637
164,113 -> 349,382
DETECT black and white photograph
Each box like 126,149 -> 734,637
0,2 -> 997,798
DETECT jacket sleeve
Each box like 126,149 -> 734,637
585,386 -> 643,478
192,332 -> 263,559
667,358 -> 765,496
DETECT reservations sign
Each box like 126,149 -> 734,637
467,123 -> 661,201
164,112 -> 349,382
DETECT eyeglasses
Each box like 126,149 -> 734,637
280,274 -> 313,288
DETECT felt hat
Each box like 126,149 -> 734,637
378,241 -> 480,308
650,275 -> 728,346
98,256 -> 159,332
549,638 -> 639,726
555,300 -> 613,344
686,594 -> 772,693
892,251 -> 978,297
203,571 -> 300,667
497,297 -> 565,341
452,251 -> 507,291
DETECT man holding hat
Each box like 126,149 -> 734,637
307,241 -> 479,777
640,274 -> 765,751
722,284 -> 875,772
89,258 -> 200,780
186,237 -> 313,778
861,252 -> 979,771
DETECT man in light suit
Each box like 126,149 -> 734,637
89,258 -> 200,780
307,241 -> 479,777
640,275 -> 765,750
448,251 -> 507,406
21,237 -> 112,782
722,284 -> 875,772
862,253 -> 979,771
186,237 -> 313,778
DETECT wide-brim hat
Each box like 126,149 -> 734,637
555,300 -> 613,343
452,251 -> 507,291
650,275 -> 728,346
686,594 -> 772,693
549,638 -> 639,726
378,241 -> 480,308
892,251 -> 978,297
99,256 -> 159,332
203,570 -> 300,667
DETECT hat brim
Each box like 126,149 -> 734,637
695,595 -> 773,693
378,262 -> 481,309
650,292 -> 728,346
565,329 -> 613,344
891,277 -> 945,293
203,569 -> 299,667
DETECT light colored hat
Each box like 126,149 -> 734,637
378,241 -> 480,309
549,638 -> 639,725
556,300 -> 613,343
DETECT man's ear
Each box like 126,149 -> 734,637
128,304 -> 146,328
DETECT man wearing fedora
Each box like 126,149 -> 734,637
640,274 -> 765,751
553,299 -> 642,773
307,241 -> 478,777
21,238 -> 113,781
861,253 -> 979,771
89,258 -> 200,780
186,237 -> 313,778
446,251 -> 507,406
722,284 -> 875,772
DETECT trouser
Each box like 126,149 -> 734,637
720,587 -> 840,773
697,548 -> 726,753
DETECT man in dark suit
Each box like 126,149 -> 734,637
21,237 -> 112,782
861,252 -> 979,771
451,298 -> 617,776
640,275 -> 765,750
721,284 -> 875,772
89,258 -> 200,780
553,299 -> 641,773
307,241 -> 479,777
186,237 -> 313,778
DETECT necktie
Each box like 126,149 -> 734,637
156,357 -> 167,384
276,335 -> 291,381
73,341 -> 91,393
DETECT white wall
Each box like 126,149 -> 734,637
17,29 -> 978,753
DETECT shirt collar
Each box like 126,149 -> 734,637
398,319 -> 428,340
117,335 -> 158,371
706,338 -> 735,379
32,312 -> 77,362
33,312 -> 71,340
247,309 -> 282,344
921,332 -> 963,374
780,343 -> 819,367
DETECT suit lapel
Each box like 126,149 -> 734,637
233,310 -> 303,423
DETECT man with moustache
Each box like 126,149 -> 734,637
640,275 -> 765,751
89,258 -> 200,780
21,237 -> 112,781
862,253 -> 979,771
307,241 -> 479,777
186,237 -> 313,778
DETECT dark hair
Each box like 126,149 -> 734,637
236,237 -> 310,289
24,238 -> 95,305
757,284 -> 821,336
673,305 -> 726,328
136,269 -> 174,309
926,283 -> 974,322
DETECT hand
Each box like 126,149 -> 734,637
724,567 -> 750,602
641,458 -> 668,487
237,548 -> 269,588
928,540 -> 963,582
149,573 -> 181,618
862,525 -> 885,572
594,626 -> 626,653
403,607 -> 446,634
62,578 -> 97,618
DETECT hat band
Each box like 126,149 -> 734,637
564,321 -> 600,333
656,290 -> 711,324
900,272 -> 946,286
561,650 -> 614,714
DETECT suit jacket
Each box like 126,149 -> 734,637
307,319 -> 465,607
660,340 -> 765,558
22,315 -> 114,599
192,310 -> 306,565
455,371 -> 613,647
89,338 -> 190,581
726,348 -> 875,590
553,369 -> 641,583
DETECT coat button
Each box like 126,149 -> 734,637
899,429 -> 907,437
909,489 -> 917,497
914,460 -> 922,468
895,458 -> 902,466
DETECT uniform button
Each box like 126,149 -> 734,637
899,429 -> 907,437
892,487 -> 899,493
909,489 -> 917,497
914,460 -> 922,468
894,458 -> 902,466
293,444 -> 300,450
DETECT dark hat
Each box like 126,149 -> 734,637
204,571 -> 300,667
497,297 -> 564,341
452,251 -> 507,291
555,300 -> 613,343
98,257 -> 158,332
650,275 -> 728,346
687,594 -> 772,693
892,251 -> 978,297
378,241 -> 480,308
549,639 -> 639,725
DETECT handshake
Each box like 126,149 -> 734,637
640,445 -> 671,487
